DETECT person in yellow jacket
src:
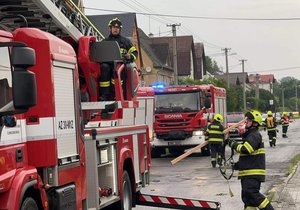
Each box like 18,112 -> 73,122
228,110 -> 274,210
206,114 -> 225,168
264,111 -> 277,147
99,18 -> 138,100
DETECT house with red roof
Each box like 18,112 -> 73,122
248,74 -> 276,93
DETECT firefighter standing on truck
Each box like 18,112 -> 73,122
99,17 -> 138,101
281,112 -> 289,138
206,114 -> 225,168
264,110 -> 277,147
228,110 -> 274,210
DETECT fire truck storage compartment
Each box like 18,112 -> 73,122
53,61 -> 79,164
96,139 -> 118,191
47,184 -> 76,210
85,136 -> 119,208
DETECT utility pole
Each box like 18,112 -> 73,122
255,74 -> 260,99
240,59 -> 247,110
282,89 -> 285,110
296,84 -> 298,111
167,23 -> 181,85
222,48 -> 231,88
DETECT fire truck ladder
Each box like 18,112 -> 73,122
0,0 -> 104,42
137,193 -> 221,210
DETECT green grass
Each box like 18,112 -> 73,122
287,153 -> 300,175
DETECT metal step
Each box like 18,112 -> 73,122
0,0 -> 104,41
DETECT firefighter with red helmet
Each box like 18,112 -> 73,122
265,110 -> 277,147
99,17 -> 138,100
206,114 -> 225,168
281,112 -> 289,138
228,110 -> 274,210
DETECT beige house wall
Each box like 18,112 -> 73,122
140,48 -> 174,87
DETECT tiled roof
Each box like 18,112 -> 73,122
138,28 -> 172,71
150,36 -> 195,76
260,74 -> 275,83
214,72 -> 248,85
248,74 -> 276,84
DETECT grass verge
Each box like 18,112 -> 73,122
287,153 -> 300,175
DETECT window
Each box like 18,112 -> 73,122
0,47 -> 12,111
155,91 -> 201,113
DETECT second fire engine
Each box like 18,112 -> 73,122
152,84 -> 227,157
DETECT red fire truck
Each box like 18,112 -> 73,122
0,1 -> 221,210
152,84 -> 227,157
0,22 -> 151,210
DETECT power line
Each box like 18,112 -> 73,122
250,66 -> 300,73
178,27 -> 224,49
84,7 -> 300,21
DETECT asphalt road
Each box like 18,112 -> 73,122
134,120 -> 300,210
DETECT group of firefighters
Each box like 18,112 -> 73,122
205,110 -> 291,210
98,17 -> 292,210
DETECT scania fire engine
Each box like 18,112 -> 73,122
152,84 -> 227,157
0,1 -> 221,210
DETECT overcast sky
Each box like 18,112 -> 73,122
83,0 -> 300,81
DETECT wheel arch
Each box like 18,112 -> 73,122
123,158 -> 135,193
19,180 -> 43,209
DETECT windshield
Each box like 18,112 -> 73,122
227,115 -> 244,123
155,91 -> 201,113
0,47 -> 13,112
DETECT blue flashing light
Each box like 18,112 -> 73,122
152,84 -> 165,88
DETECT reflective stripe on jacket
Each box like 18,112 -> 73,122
106,34 -> 138,61
281,116 -> 289,126
234,127 -> 266,181
265,116 -> 276,131
207,121 -> 224,143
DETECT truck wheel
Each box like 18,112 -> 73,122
168,147 -> 185,155
20,197 -> 38,210
151,147 -> 164,158
121,171 -> 132,210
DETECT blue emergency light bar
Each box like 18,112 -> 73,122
152,84 -> 165,88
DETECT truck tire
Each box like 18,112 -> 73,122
168,147 -> 185,155
20,197 -> 38,210
121,171 -> 132,210
151,147 -> 164,158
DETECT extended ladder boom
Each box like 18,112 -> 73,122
0,0 -> 104,41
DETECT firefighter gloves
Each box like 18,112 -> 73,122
228,139 -> 238,149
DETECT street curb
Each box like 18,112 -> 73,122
268,163 -> 299,205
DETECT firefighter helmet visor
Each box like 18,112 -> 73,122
108,18 -> 122,28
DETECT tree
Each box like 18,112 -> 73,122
205,56 -> 222,75
274,77 -> 299,111
179,76 -> 244,112
248,88 -> 274,112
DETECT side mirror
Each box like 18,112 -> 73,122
12,70 -> 37,110
204,93 -> 211,108
11,46 -> 37,110
0,43 -> 36,116
11,46 -> 35,68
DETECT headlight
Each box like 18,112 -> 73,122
193,130 -> 203,136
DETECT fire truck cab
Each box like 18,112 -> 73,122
152,84 -> 227,157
